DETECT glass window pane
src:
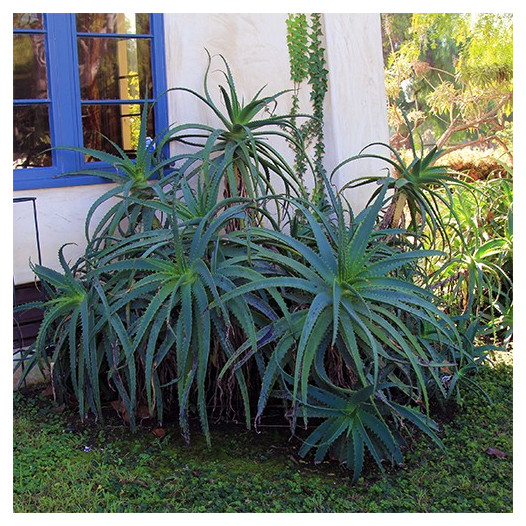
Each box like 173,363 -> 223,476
81,104 -> 154,159
76,13 -> 150,34
77,37 -> 152,101
13,34 -> 48,99
13,13 -> 43,30
13,105 -> 52,168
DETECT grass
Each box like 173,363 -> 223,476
13,352 -> 512,513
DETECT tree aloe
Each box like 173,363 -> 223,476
218,184 -> 462,480
14,54 -> 487,484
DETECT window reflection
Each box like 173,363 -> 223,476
13,13 -> 50,169
13,105 -> 52,168
77,38 -> 152,101
13,13 -> 157,171
81,104 -> 154,158
76,14 -> 154,160
13,13 -> 43,30
13,34 -> 48,99
76,13 -> 150,34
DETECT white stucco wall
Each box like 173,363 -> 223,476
163,13 -> 389,208
323,14 -> 390,210
13,13 -> 389,285
13,184 -> 117,284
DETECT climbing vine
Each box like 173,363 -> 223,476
286,13 -> 328,204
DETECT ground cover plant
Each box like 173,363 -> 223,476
13,351 -> 512,512
15,54 -> 512,486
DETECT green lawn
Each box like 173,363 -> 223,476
13,352 -> 512,513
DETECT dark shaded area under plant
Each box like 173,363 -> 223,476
13,352 -> 512,512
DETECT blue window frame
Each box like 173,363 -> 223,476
13,13 -> 168,191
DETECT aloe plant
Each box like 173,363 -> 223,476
23,202 -> 270,435
162,52 -> 310,218
51,103 -> 179,241
14,246 -> 109,419
336,123 -> 467,247
15,56 -> 490,484
293,382 -> 443,483
217,184 -> 462,480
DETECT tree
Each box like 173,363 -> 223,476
381,13 -> 513,158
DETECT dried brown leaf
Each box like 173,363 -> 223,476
486,447 -> 507,459
151,428 -> 167,439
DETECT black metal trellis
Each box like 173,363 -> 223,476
13,196 -> 44,369
13,196 -> 42,268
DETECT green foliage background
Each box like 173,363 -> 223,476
381,13 -> 512,154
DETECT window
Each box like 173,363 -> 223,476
13,13 -> 168,190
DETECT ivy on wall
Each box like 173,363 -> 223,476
286,13 -> 328,204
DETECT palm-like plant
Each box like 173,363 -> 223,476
15,56 -> 488,483
162,52 -> 310,216
218,183 -> 461,479
336,124 -> 467,247
425,177 -> 513,342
